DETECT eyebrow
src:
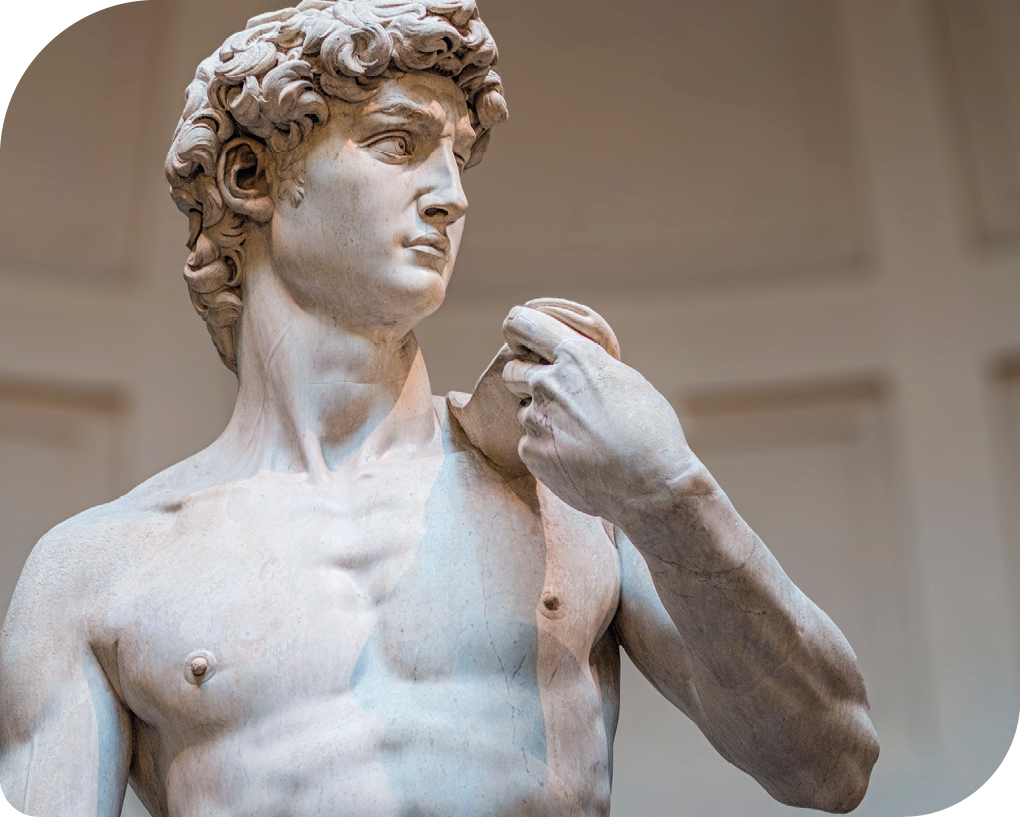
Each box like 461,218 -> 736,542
364,100 -> 439,124
363,99 -> 477,154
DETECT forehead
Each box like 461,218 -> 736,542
365,73 -> 472,124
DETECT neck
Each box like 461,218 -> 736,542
211,262 -> 441,478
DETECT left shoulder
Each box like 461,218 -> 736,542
436,390 -> 618,548
434,392 -> 476,456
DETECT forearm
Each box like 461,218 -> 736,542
615,464 -> 878,810
693,628 -> 879,812
616,463 -> 837,692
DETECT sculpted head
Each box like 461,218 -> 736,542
166,0 -> 508,371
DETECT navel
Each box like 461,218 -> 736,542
184,650 -> 217,686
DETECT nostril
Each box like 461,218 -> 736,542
424,206 -> 447,219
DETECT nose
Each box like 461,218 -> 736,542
417,145 -> 468,228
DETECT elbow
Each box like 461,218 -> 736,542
815,728 -> 880,814
772,704 -> 880,814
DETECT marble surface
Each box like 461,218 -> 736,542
0,2 -> 878,815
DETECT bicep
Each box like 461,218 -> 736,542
0,546 -> 131,817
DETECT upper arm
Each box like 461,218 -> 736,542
0,529 -> 132,817
612,524 -> 708,725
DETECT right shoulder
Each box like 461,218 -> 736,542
2,452 -> 216,640
0,502 -> 147,719
1,503 -> 151,649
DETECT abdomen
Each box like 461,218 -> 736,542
154,675 -> 612,817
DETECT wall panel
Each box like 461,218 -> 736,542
926,0 -> 1020,243
0,0 -> 159,285
0,380 -> 127,623
449,0 -> 869,296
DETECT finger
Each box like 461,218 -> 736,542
502,358 -> 542,399
524,298 -> 622,361
517,402 -> 550,438
502,306 -> 579,363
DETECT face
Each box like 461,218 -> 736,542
268,72 -> 475,334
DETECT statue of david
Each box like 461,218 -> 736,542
0,2 -> 879,815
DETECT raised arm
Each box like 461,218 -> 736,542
613,508 -> 877,812
0,527 -> 131,817
499,305 -> 879,813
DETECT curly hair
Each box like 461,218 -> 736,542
165,0 -> 507,372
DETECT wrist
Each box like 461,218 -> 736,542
612,458 -> 717,534
613,461 -> 756,571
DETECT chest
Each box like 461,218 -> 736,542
106,453 -> 620,732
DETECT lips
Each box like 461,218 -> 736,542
404,232 -> 451,259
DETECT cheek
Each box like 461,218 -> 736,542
274,173 -> 392,267
327,172 -> 415,259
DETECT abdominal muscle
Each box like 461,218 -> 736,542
154,667 -> 612,817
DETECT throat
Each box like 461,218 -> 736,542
218,323 -> 441,476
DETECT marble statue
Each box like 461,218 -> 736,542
0,2 -> 879,815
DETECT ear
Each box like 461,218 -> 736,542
217,137 -> 275,223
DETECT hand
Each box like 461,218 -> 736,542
501,306 -> 700,524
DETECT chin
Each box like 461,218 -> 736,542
386,266 -> 449,325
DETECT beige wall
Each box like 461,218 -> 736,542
1,1 -> 1018,815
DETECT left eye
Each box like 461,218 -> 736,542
371,136 -> 410,157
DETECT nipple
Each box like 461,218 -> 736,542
540,590 -> 565,620
184,650 -> 217,686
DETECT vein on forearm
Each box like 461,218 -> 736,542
623,485 -> 810,691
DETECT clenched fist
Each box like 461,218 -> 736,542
501,305 -> 702,526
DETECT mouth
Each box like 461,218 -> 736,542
404,232 -> 451,261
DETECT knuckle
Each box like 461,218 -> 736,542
528,363 -> 550,385
555,337 -> 581,361
503,306 -> 530,333
531,378 -> 555,403
502,312 -> 526,346
529,368 -> 562,401
519,409 -> 545,436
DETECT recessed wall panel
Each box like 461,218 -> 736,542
0,381 -> 126,624
450,0 -> 868,296
926,0 -> 1020,242
0,2 -> 158,285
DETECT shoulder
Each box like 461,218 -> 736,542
2,452 -> 216,639
27,453 -> 208,574
0,503 -> 136,692
434,392 -> 476,454
432,392 -> 515,488
3,509 -> 144,648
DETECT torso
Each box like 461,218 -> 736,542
89,409 -> 622,817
